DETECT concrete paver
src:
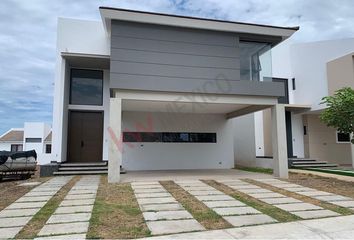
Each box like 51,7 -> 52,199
313,195 -> 352,202
224,214 -> 277,227
261,197 -> 302,205
329,200 -> 354,208
204,200 -> 246,208
249,192 -> 285,199
213,207 -> 260,216
55,205 -> 93,214
146,219 -> 205,235
0,226 -> 23,239
60,199 -> 95,207
137,197 -> 177,205
296,191 -> 333,197
143,210 -> 193,221
65,194 -> 96,200
140,203 -> 184,212
47,213 -> 92,224
195,195 -> 234,201
16,196 -> 52,202
0,208 -> 41,217
134,188 -> 168,194
0,216 -> 32,227
135,192 -> 171,198
291,209 -> 340,219
188,190 -> 223,195
34,234 -> 87,240
38,222 -> 89,236
6,201 -> 47,210
237,188 -> 272,194
275,203 -> 323,212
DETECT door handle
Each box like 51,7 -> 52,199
81,141 -> 84,148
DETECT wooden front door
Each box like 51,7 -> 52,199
67,111 -> 103,163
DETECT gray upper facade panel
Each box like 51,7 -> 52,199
109,20 -> 285,97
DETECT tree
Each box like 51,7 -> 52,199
320,87 -> 354,144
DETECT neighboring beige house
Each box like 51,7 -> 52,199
251,39 -> 354,168
0,122 -> 52,165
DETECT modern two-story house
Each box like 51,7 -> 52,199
52,7 -> 299,182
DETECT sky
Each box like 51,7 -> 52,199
1,0 -> 354,135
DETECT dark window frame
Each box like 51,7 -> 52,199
25,138 -> 42,143
10,144 -> 23,152
336,131 -> 351,143
69,68 -> 104,106
123,132 -> 217,143
45,144 -> 52,154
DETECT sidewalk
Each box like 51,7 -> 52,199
141,215 -> 354,239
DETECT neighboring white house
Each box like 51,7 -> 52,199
0,122 -> 52,165
52,7 -> 299,182
242,38 -> 354,168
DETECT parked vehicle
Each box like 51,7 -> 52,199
0,150 -> 37,180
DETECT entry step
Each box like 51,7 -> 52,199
59,166 -> 108,171
60,162 -> 107,167
54,170 -> 108,175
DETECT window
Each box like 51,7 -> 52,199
45,144 -> 52,153
70,69 -> 103,106
336,131 -> 351,143
25,138 -> 41,143
123,132 -> 217,143
11,144 -> 23,152
240,41 -> 272,82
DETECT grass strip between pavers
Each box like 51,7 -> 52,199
87,176 -> 150,239
204,180 -> 302,222
235,165 -> 273,175
16,176 -> 80,239
160,180 -> 232,230
304,168 -> 354,177
246,178 -> 354,216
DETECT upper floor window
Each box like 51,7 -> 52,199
70,69 -> 103,106
25,138 -> 41,143
240,41 -> 272,82
45,144 -> 52,154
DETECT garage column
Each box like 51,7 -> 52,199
108,97 -> 122,183
271,104 -> 289,178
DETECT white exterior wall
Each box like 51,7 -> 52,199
52,18 -> 109,163
23,122 -> 52,165
0,143 -> 12,151
122,112 -> 234,171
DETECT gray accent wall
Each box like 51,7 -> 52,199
110,20 -> 285,97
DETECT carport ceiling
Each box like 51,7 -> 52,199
122,100 -> 250,114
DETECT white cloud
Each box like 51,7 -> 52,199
1,0 -> 354,134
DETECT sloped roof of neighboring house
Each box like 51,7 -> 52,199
44,131 -> 52,142
0,129 -> 24,142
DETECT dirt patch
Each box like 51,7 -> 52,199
205,180 -> 301,222
289,172 -> 354,198
247,177 -> 354,215
160,181 -> 232,230
87,176 -> 150,239
16,176 -> 80,239
0,177 -> 51,211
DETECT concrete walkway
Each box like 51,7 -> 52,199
176,180 -> 277,227
132,181 -> 205,235
35,175 -> 100,239
0,176 -> 72,239
258,178 -> 354,211
220,179 -> 340,219
139,215 -> 354,239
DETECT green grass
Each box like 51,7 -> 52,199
304,168 -> 354,177
87,177 -> 150,239
235,165 -> 273,175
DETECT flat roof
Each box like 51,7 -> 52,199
99,7 -> 299,39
